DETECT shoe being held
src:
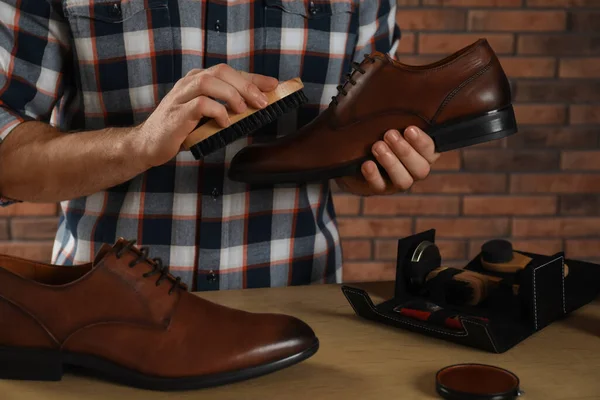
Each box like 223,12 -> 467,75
228,39 -> 517,185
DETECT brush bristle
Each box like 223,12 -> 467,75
444,280 -> 474,306
190,90 -> 309,159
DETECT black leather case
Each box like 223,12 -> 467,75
341,229 -> 600,353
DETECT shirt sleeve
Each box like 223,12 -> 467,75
0,0 -> 70,206
355,0 -> 401,61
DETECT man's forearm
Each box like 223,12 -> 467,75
0,121 -> 149,203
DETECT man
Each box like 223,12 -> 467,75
0,0 -> 439,291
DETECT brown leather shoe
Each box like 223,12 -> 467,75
0,239 -> 318,390
228,39 -> 517,184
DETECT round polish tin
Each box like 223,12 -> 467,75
435,363 -> 522,400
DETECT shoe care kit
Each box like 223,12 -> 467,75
342,229 -> 600,354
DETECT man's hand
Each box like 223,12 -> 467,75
336,126 -> 439,196
132,65 -> 279,168
0,65 -> 279,204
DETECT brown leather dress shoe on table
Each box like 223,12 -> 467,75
228,39 -> 517,184
0,239 -> 318,390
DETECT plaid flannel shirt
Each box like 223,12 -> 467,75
0,0 -> 400,291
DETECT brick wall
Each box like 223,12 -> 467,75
0,1 -> 599,283
0,203 -> 57,261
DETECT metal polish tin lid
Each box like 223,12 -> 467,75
435,363 -> 523,400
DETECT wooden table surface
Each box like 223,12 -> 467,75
2,281 -> 600,400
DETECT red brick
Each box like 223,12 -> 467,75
560,194 -> 600,215
517,34 -> 600,56
342,240 -> 372,261
416,218 -> 509,238
0,220 -> 7,240
514,81 -> 600,102
419,34 -> 514,55
569,11 -> 600,32
463,196 -> 557,215
10,218 -> 59,240
397,32 -> 416,54
462,149 -> 559,171
468,10 -> 566,32
566,240 -> 600,259
0,203 -> 57,217
514,104 -> 567,124
511,174 -> 600,193
343,262 -> 396,283
436,240 -> 468,260
333,195 -> 361,215
570,105 -> 600,124
0,242 -> 53,262
513,217 -> 600,237
468,239 -> 563,259
396,10 -> 466,31
411,174 -> 507,193
527,0 -> 600,6
363,195 -> 460,216
559,58 -> 600,78
424,0 -> 521,5
337,218 -> 412,238
374,240 -> 399,260
431,151 -> 461,171
561,151 -> 600,171
506,127 -> 598,149
375,239 -> 467,261
500,57 -> 556,78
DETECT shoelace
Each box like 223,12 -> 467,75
115,240 -> 184,295
331,54 -> 376,106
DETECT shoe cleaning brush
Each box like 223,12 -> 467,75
479,239 -> 569,276
182,77 -> 308,159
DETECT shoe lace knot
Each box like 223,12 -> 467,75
115,240 -> 186,295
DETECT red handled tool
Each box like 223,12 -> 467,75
393,301 -> 489,331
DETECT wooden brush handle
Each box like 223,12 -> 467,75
427,267 -> 519,306
182,77 -> 304,150
482,254 -> 570,277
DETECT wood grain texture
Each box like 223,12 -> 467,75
2,282 -> 599,399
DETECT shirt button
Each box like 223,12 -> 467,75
309,1 -> 318,15
214,20 -> 221,31
211,188 -> 220,200
109,3 -> 121,16
207,270 -> 218,283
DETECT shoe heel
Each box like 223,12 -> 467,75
0,346 -> 63,381
431,105 -> 518,152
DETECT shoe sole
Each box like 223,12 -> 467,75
0,339 -> 319,391
229,105 -> 518,185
